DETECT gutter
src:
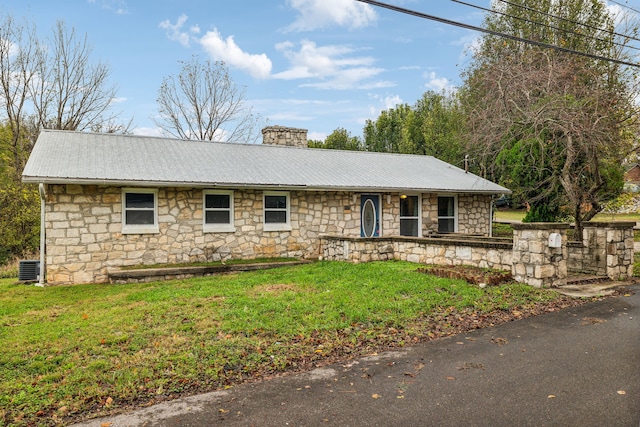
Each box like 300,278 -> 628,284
37,183 -> 46,287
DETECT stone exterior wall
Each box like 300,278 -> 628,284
421,194 -> 492,236
43,185 -> 493,285
458,194 -> 492,235
44,185 -> 353,284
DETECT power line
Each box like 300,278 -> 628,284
355,0 -> 640,68
451,0 -> 640,52
493,0 -> 640,47
608,0 -> 640,16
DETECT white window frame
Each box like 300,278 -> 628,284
203,190 -> 236,233
437,194 -> 458,233
121,188 -> 159,234
399,194 -> 422,237
263,191 -> 292,232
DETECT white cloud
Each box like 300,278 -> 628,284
109,96 -> 127,105
132,126 -> 165,137
88,0 -> 128,15
423,71 -> 453,93
307,131 -> 327,141
159,14 -> 193,47
284,0 -> 377,32
159,16 -> 272,79
272,39 -> 393,90
199,29 -> 272,79
368,94 -> 403,117
382,94 -> 403,110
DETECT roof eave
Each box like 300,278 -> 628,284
22,176 -> 511,195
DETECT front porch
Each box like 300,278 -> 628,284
321,221 -> 635,288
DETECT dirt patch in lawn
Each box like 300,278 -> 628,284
417,265 -> 513,286
248,283 -> 303,296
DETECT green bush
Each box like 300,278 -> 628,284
0,181 -> 40,265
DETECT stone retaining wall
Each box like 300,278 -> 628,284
321,236 -> 513,271
322,221 -> 634,288
511,223 -> 568,288
567,222 -> 635,279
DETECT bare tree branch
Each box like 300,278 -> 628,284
154,56 -> 262,143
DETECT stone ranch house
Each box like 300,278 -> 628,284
22,127 -> 510,285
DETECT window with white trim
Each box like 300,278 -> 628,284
203,190 -> 235,232
437,195 -> 457,233
400,195 -> 420,237
263,191 -> 291,231
122,188 -> 158,234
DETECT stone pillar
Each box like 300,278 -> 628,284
511,223 -> 569,288
581,222 -> 635,280
262,126 -> 308,147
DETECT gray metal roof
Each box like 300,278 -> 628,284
22,130 -> 510,194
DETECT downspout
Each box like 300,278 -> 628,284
37,183 -> 46,287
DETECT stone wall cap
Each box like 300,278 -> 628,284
581,221 -> 637,228
511,222 -> 571,230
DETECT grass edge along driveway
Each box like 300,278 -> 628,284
0,261 -> 593,426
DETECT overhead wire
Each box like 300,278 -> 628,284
450,0 -> 640,52
355,0 -> 640,68
608,0 -> 640,15
493,0 -> 640,46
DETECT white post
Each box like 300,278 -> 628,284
37,183 -> 46,287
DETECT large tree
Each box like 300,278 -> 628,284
0,14 -> 41,180
155,56 -> 262,142
30,21 -> 120,132
0,14 -> 125,263
363,91 -> 464,165
461,0 -> 640,233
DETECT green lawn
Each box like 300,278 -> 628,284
0,261 -> 568,426
493,209 -> 640,223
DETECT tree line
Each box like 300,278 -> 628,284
2,0 -> 640,264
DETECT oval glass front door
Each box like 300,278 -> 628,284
361,199 -> 376,237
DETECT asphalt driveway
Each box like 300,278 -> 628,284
74,285 -> 640,427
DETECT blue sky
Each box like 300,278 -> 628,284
7,1 -> 494,140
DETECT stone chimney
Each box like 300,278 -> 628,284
262,126 -> 308,148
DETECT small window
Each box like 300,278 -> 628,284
122,188 -> 158,234
264,191 -> 291,231
437,195 -> 457,233
203,190 -> 235,232
400,195 -> 420,237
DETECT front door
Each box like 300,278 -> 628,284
360,194 -> 380,237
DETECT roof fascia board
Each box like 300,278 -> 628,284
23,176 -> 511,195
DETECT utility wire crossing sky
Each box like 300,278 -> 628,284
7,0 -> 640,140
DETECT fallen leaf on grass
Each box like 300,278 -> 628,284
372,394 -> 381,399
548,395 -> 556,399
446,376 -> 456,380
100,423 -> 112,427
617,390 -> 626,395
219,409 -> 229,414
